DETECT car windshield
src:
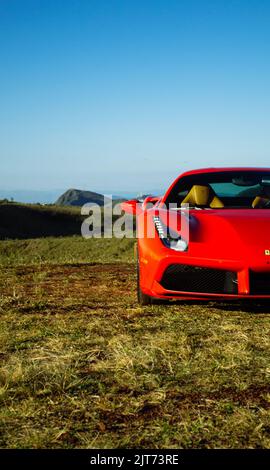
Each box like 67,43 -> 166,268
166,170 -> 270,209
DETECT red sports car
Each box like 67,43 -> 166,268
122,167 -> 270,304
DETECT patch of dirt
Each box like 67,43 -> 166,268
167,385 -> 270,409
1,263 -> 136,313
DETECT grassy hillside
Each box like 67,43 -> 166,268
0,202 -> 129,240
0,236 -> 135,266
0,236 -> 270,448
0,203 -> 83,239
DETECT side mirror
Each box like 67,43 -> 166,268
121,196 -> 160,215
121,199 -> 141,215
141,196 -> 160,211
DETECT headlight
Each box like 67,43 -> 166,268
153,216 -> 188,252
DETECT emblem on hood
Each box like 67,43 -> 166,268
265,250 -> 270,256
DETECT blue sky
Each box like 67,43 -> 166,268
1,0 -> 270,194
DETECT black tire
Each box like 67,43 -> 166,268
136,245 -> 153,305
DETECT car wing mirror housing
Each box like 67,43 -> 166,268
121,199 -> 141,215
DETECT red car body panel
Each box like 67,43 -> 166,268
123,167 -> 270,301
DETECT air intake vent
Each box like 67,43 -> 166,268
160,265 -> 238,294
250,271 -> 270,295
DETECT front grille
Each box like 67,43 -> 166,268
250,271 -> 270,295
160,264 -> 238,294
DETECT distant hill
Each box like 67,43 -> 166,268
55,188 -> 110,207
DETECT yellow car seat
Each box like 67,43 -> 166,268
181,185 -> 224,208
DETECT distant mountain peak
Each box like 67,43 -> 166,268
55,188 -> 110,207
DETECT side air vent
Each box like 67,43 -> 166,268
160,265 -> 238,294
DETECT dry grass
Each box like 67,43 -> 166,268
0,237 -> 270,448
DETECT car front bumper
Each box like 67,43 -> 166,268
140,245 -> 270,300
